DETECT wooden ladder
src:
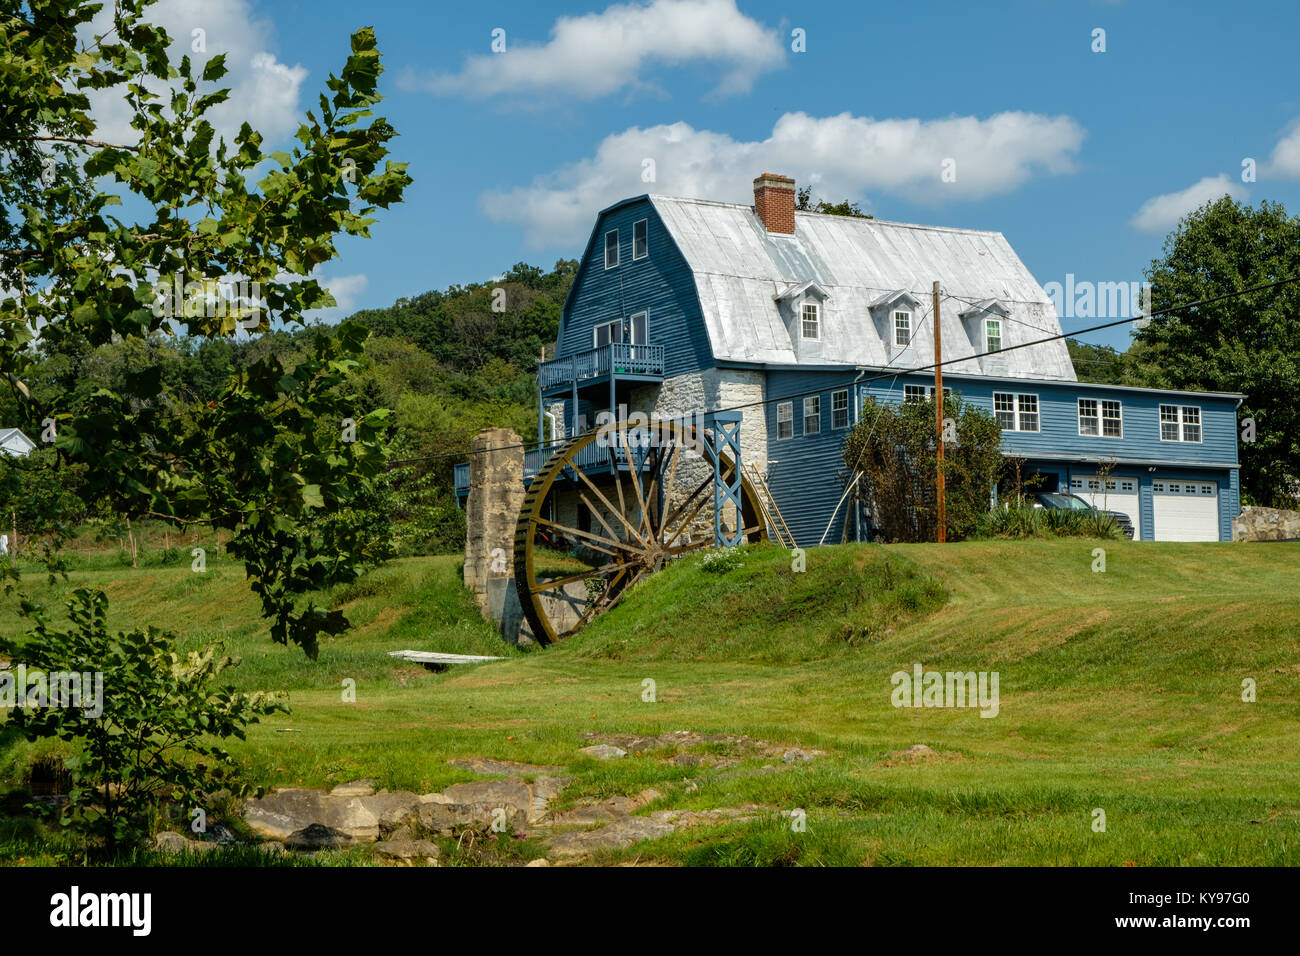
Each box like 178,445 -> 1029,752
745,464 -> 798,549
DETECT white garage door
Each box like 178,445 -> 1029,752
1152,480 -> 1219,541
1070,476 -> 1141,528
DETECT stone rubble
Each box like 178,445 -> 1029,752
236,734 -> 826,863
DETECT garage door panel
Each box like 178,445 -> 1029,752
1153,480 -> 1219,542
1069,476 -> 1140,526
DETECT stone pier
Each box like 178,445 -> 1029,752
463,428 -> 528,643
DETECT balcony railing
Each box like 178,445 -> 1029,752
454,437 -> 666,495
538,342 -> 664,392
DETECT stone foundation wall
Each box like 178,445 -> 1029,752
1232,505 -> 1300,542
630,368 -> 767,475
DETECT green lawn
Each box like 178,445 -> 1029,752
2,538 -> 1298,866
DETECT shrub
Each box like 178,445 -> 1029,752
0,589 -> 287,855
976,505 -> 1122,540
700,547 -> 744,574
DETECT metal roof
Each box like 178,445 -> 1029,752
649,195 -> 1077,381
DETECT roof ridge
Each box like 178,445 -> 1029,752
648,194 -> 1006,237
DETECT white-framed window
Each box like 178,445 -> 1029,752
804,396 -> 820,435
1101,400 -> 1123,437
633,219 -> 648,260
801,302 -> 820,340
832,389 -> 849,429
604,229 -> 619,269
777,401 -> 793,440
593,319 -> 623,348
1079,398 -> 1123,438
904,384 -> 951,404
984,318 -> 1002,353
1160,404 -> 1202,442
894,310 -> 911,347
629,311 -> 648,345
994,392 -> 1039,432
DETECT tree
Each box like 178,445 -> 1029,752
844,395 -> 1002,542
2,588 -> 285,854
1134,196 -> 1300,504
1066,338 -> 1129,385
795,186 -> 873,219
0,1 -> 411,654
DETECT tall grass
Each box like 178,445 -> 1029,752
976,504 -> 1122,540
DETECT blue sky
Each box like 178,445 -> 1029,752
172,0 -> 1300,351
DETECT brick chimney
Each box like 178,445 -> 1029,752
753,173 -> 796,234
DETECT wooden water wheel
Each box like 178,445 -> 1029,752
513,419 -> 766,645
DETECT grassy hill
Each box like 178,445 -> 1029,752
2,538 -> 1298,865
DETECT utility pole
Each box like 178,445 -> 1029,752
933,280 -> 946,543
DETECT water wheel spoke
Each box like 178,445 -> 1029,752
579,491 -> 634,553
621,426 -> 653,542
534,517 -> 626,558
535,557 -> 644,592
658,472 -> 713,539
572,566 -> 631,631
660,438 -> 684,538
663,537 -> 710,557
572,449 -> 649,549
662,482 -> 720,551
606,443 -> 630,532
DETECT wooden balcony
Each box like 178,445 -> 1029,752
454,437 -> 667,496
538,342 -> 665,395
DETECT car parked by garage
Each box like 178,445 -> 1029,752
1034,491 -> 1136,539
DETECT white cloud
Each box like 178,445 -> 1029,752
1266,119 -> 1300,178
482,110 -> 1087,247
407,0 -> 783,101
307,273 -> 369,322
1130,174 -> 1248,233
82,0 -> 307,147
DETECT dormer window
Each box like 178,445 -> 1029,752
801,302 -> 820,340
869,290 -> 922,353
984,318 -> 1002,353
894,310 -> 912,347
604,230 -> 619,269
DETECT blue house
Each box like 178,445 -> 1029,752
459,174 -> 1242,544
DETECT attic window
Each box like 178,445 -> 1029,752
984,318 -> 1002,353
633,219 -> 648,260
894,310 -> 911,347
801,302 -> 820,340
604,230 -> 619,269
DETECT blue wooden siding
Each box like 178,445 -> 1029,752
763,369 -> 861,547
758,367 -> 1242,543
558,198 -> 713,381
856,374 -> 1239,468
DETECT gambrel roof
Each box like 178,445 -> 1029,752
647,195 -> 1076,381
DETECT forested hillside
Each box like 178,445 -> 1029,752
0,260 -> 578,557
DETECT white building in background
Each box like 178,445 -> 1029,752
0,428 -> 36,458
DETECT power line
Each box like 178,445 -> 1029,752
389,274 -> 1300,469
